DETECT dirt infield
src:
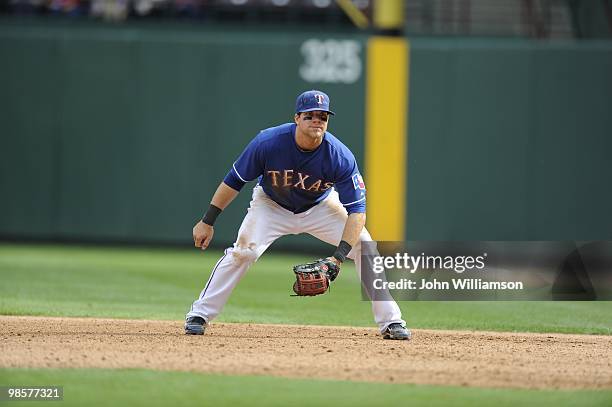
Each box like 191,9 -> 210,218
1,316 -> 611,390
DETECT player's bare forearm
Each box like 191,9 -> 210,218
193,182 -> 240,250
211,182 -> 240,209
328,212 -> 365,265
340,212 -> 366,247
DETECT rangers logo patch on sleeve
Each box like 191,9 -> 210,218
352,173 -> 365,190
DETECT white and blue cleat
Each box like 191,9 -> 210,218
382,323 -> 412,340
184,316 -> 207,335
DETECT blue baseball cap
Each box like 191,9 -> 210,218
295,90 -> 335,115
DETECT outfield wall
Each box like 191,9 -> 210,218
0,22 -> 366,251
405,39 -> 612,240
1,22 -> 611,248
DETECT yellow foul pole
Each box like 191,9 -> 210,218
365,0 -> 409,241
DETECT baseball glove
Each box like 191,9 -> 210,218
292,258 -> 340,296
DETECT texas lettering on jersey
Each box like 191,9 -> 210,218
223,123 -> 366,214
267,170 -> 333,192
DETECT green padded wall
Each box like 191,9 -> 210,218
0,22 -> 367,252
3,23 -> 611,247
406,39 -> 612,240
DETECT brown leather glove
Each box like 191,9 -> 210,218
292,259 -> 340,296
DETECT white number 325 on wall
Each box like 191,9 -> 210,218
299,39 -> 362,84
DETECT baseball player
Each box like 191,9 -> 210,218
185,90 -> 410,340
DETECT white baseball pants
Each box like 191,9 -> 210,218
187,186 -> 405,332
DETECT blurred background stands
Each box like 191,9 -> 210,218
1,0 -> 611,38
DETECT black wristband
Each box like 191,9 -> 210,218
333,240 -> 352,263
202,204 -> 222,226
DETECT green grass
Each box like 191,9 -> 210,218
2,244 -> 611,405
0,243 -> 611,334
1,368 -> 610,407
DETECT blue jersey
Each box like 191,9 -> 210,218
223,123 -> 366,214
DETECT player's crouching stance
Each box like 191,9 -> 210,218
185,90 -> 410,341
